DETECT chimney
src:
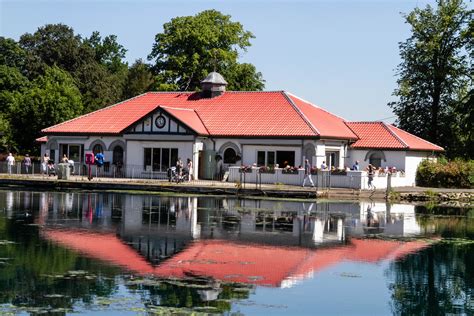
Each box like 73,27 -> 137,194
200,72 -> 228,98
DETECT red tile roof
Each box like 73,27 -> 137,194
35,136 -> 48,143
161,106 -> 209,135
41,91 -> 351,138
40,91 -> 443,151
346,122 -> 444,152
287,93 -> 358,139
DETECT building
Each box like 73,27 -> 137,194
38,72 -> 443,187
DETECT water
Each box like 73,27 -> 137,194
0,190 -> 472,315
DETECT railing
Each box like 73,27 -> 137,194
0,161 -> 410,189
0,161 -> 227,186
229,167 -> 332,190
228,167 -> 409,189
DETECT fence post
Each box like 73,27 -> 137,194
386,173 -> 392,196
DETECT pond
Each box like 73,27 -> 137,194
0,189 -> 472,315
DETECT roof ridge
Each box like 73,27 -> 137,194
160,105 -> 195,112
147,90 -> 285,94
387,124 -> 444,150
42,92 -> 151,133
282,91 -> 320,136
286,92 -> 349,122
192,109 -> 211,135
381,122 -> 409,148
343,122 -> 361,140
347,121 -> 382,124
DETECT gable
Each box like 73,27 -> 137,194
126,109 -> 192,135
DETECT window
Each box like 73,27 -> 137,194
257,151 -> 276,166
224,148 -> 238,164
369,152 -> 383,168
325,151 -> 340,168
60,144 -> 83,163
257,150 -> 291,167
276,151 -> 295,168
144,148 -> 178,172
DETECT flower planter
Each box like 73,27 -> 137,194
282,169 -> 299,175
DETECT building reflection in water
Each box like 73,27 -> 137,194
0,191 -> 434,289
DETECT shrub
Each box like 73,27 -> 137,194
416,159 -> 474,188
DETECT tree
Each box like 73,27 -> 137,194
18,24 -> 128,113
148,10 -> 264,91
0,65 -> 30,152
11,66 -> 83,151
83,31 -> 128,73
73,61 -> 124,113
0,37 -> 26,70
389,0 -> 472,158
123,59 -> 154,98
19,24 -> 83,78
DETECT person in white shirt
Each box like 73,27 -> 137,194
6,153 -> 15,174
320,161 -> 327,170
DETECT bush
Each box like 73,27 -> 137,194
416,159 -> 474,188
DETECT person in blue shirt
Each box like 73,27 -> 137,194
95,152 -> 104,167
352,161 -> 360,171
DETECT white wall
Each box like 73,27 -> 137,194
348,150 -> 406,171
126,140 -> 194,168
405,151 -> 432,186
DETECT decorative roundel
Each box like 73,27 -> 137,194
155,115 -> 166,129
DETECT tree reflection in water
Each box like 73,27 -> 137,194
0,216 -> 119,313
389,210 -> 474,315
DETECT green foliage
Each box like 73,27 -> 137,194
148,9 -> 264,91
11,66 -> 83,150
0,65 -> 30,151
0,37 -> 26,70
18,24 -> 129,114
387,190 -> 401,200
123,59 -> 154,98
389,0 -> 473,158
83,31 -> 128,73
416,159 -> 474,188
19,23 -> 84,77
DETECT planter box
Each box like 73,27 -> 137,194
282,169 -> 299,175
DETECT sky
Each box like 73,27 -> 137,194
0,0 -> 437,122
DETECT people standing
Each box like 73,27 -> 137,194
352,160 -> 360,171
6,153 -> 15,174
176,157 -> 183,177
68,158 -> 75,175
23,154 -> 32,174
95,151 -> 104,173
42,153 -> 49,175
62,154 -> 69,163
320,161 -> 327,170
302,159 -> 315,188
187,158 -> 193,181
366,164 -> 376,189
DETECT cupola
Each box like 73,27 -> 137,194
200,71 -> 228,98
